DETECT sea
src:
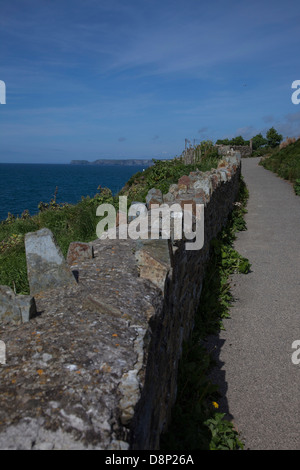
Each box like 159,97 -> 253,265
0,163 -> 147,222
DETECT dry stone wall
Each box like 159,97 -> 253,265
0,152 -> 241,450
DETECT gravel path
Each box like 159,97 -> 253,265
207,157 -> 300,450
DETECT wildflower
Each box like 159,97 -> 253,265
212,401 -> 219,409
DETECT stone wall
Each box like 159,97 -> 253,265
0,152 -> 241,450
216,144 -> 252,158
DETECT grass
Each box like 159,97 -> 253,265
160,178 -> 250,451
0,187 -> 116,294
260,138 -> 300,195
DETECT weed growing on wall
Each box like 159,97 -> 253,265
160,177 -> 250,451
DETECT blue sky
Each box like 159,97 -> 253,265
0,0 -> 300,163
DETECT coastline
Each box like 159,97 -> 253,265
70,159 -> 155,166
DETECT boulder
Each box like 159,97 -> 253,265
145,189 -> 163,209
25,228 -> 77,295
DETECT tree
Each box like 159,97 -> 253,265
251,133 -> 268,151
266,127 -> 283,148
216,138 -> 230,145
231,135 -> 248,146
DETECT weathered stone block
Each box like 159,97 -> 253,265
211,173 -> 220,190
178,175 -> 191,190
145,188 -> 163,209
67,242 -> 94,266
25,228 -> 77,295
168,184 -> 179,195
218,169 -> 228,182
217,159 -> 228,168
163,192 -> 175,204
0,285 -> 37,324
135,239 -> 171,292
192,177 -> 212,198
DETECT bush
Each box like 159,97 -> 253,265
260,137 -> 300,191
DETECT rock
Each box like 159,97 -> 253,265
168,184 -> 179,195
177,175 -> 191,190
217,159 -> 228,168
25,228 -> 77,295
211,173 -> 221,190
67,242 -> 94,266
163,192 -> 175,204
119,369 -> 140,425
135,239 -> 171,292
0,285 -> 37,324
218,169 -> 228,182
192,177 -> 212,199
145,189 -> 163,209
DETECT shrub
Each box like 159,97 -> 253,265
260,137 -> 300,188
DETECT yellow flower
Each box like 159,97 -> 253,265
212,401 -> 219,409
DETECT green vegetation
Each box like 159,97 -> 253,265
216,135 -> 250,146
160,178 -> 250,451
260,137 -> 300,195
216,136 -> 249,146
192,140 -> 219,163
251,133 -> 267,151
294,179 -> 300,196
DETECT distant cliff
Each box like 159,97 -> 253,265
70,159 -> 154,166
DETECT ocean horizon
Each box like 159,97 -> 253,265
0,162 -> 147,222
